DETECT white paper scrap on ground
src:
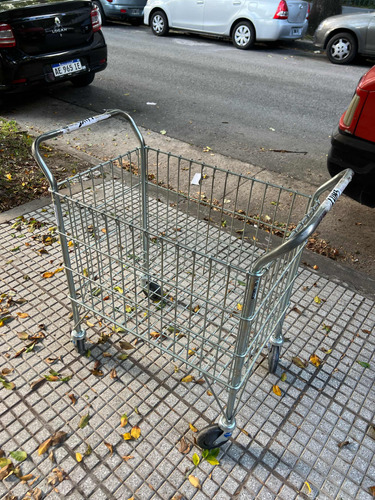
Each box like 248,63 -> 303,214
147,102 -> 157,105
191,173 -> 202,185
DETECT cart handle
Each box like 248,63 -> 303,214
252,168 -> 354,274
32,109 -> 145,192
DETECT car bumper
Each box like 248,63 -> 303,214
103,4 -> 144,20
255,20 -> 308,41
328,127 -> 375,206
0,34 -> 107,93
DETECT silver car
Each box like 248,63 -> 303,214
314,12 -> 375,64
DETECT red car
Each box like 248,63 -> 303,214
328,65 -> 375,207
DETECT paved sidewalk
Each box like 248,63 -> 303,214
0,169 -> 374,500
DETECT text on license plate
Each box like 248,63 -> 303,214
52,59 -> 82,77
291,28 -> 302,36
131,9 -> 141,15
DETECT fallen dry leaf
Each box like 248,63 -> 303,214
188,475 -> 201,489
120,413 -> 128,427
131,426 -> 141,440
178,437 -> 190,454
104,442 -> 113,456
75,452 -> 83,462
181,375 -> 194,383
338,440 -> 350,449
310,354 -> 321,367
122,455 -> 134,461
189,423 -> 198,433
273,385 -> 282,397
68,393 -> 77,405
110,368 -> 117,379
292,356 -> 308,369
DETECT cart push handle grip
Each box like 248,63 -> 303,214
32,109 -> 145,191
253,168 -> 354,274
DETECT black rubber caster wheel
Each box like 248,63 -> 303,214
75,338 -> 86,355
143,281 -> 162,302
268,345 -> 280,374
196,425 -> 230,450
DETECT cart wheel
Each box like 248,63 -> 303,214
268,345 -> 280,374
75,339 -> 86,355
143,281 -> 162,302
196,425 -> 230,450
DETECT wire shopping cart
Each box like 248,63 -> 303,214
33,110 -> 353,449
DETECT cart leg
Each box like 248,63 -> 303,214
196,415 -> 236,450
71,328 -> 86,354
268,318 -> 284,374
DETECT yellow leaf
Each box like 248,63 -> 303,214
68,241 -> 74,247
131,426 -> 141,440
310,354 -> 321,367
16,312 -> 29,318
193,305 -> 200,313
304,481 -> 312,494
122,455 -> 134,461
189,423 -> 198,433
76,452 -> 83,462
150,331 -> 160,339
181,375 -> 194,383
6,173 -> 12,180
86,321 -> 95,327
125,305 -> 133,313
123,432 -> 132,440
237,303 -> 243,311
42,272 -> 54,279
188,349 -> 196,356
273,385 -> 282,396
54,268 -> 64,274
38,438 -> 52,455
188,475 -> 201,489
314,296 -> 321,304
207,390 -> 213,396
120,413 -> 128,427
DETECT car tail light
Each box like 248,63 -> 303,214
339,88 -> 368,135
306,3 -> 310,19
273,0 -> 288,19
0,24 -> 16,47
91,7 -> 102,32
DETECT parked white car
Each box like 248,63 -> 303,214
144,0 -> 309,49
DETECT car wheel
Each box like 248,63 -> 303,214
151,11 -> 169,36
326,32 -> 357,65
92,0 -> 106,25
71,73 -> 95,87
232,21 -> 255,50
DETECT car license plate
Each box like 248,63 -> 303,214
131,9 -> 141,15
52,59 -> 83,77
291,27 -> 302,36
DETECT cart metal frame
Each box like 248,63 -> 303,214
33,110 -> 353,448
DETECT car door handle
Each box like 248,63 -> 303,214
197,1 -> 203,3
233,1 -> 241,4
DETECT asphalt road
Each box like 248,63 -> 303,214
43,24 -> 372,186
2,25 -> 375,285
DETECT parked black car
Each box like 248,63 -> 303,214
0,0 -> 107,94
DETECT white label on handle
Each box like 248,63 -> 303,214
62,113 -> 112,134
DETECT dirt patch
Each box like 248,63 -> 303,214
0,118 -> 92,213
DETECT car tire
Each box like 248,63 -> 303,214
326,32 -> 357,65
71,73 -> 95,87
92,0 -> 106,26
232,21 -> 255,50
150,11 -> 169,36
